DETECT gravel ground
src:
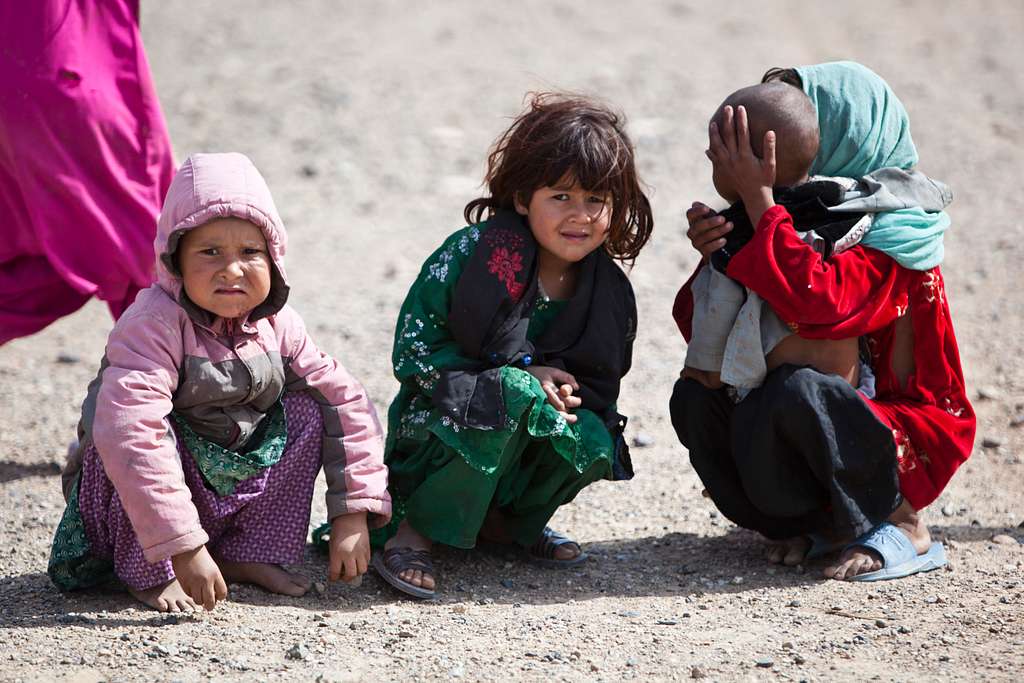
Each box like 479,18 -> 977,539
2,1 -> 1023,681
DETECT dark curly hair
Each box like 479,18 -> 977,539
464,92 -> 653,263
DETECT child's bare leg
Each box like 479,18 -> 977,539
129,579 -> 199,612
384,519 -> 435,590
480,508 -> 581,561
764,536 -> 812,566
216,559 -> 311,596
824,499 -> 932,580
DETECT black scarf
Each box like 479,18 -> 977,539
711,180 -> 867,274
433,210 -> 636,478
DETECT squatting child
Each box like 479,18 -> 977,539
372,93 -> 654,599
49,153 -> 391,611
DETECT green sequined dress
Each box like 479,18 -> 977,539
376,226 -> 615,549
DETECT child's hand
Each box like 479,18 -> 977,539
171,545 -> 228,611
707,105 -> 777,225
685,202 -> 734,260
329,511 -> 370,583
527,366 -> 582,423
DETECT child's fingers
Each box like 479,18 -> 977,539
707,121 -> 726,160
721,105 -> 737,155
543,384 -> 567,412
343,557 -> 358,581
763,130 -> 777,177
201,582 -> 216,611
214,573 -> 228,602
559,410 -> 579,424
328,550 -> 342,582
356,551 -> 369,577
736,105 -> 751,156
562,393 -> 582,410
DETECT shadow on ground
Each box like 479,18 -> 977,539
4,523 -> 1017,627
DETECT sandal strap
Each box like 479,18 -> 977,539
382,547 -> 434,574
529,527 -> 580,560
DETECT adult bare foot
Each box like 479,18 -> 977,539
764,536 -> 812,566
129,579 -> 200,612
383,519 -> 435,591
218,560 -> 312,596
824,500 -> 932,580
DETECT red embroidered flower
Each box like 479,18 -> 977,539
892,429 -> 918,474
487,247 -> 525,298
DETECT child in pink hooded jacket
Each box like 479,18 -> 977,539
48,152 -> 391,612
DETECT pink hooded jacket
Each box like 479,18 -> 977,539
65,153 -> 390,562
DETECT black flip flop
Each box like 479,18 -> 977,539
527,527 -> 588,569
372,547 -> 436,600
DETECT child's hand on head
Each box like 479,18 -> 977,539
527,366 -> 582,423
329,511 -> 370,584
707,105 -> 777,225
171,545 -> 228,611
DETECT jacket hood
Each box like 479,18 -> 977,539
155,152 -> 290,325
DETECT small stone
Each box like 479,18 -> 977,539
656,619 -> 678,626
793,654 -> 807,665
451,605 -> 467,614
977,386 -> 1002,401
448,665 -> 465,678
1010,414 -> 1024,428
992,534 -> 1019,545
941,504 -> 957,517
691,666 -> 707,679
755,658 -> 774,668
286,643 -> 310,661
939,655 -> 950,662
299,164 -> 318,178
314,582 -> 326,597
398,630 -> 414,639
619,610 -> 640,618
527,582 -> 541,590
500,579 -> 514,589
875,619 -> 887,628
477,598 -> 494,605
56,353 -> 80,364
632,432 -> 655,448
730,576 -> 744,585
787,600 -> 801,608
348,619 -> 367,630
590,663 -> 600,672
625,657 -> 638,667
982,436 -> 1004,449
782,641 -> 794,650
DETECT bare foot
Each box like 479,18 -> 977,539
764,536 -> 812,566
129,579 -> 200,612
824,500 -> 932,580
384,519 -> 435,590
218,560 -> 312,596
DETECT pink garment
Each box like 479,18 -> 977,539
0,0 -> 174,343
67,153 -> 391,562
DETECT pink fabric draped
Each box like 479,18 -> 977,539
0,0 -> 174,343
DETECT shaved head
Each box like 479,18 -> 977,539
713,82 -> 819,186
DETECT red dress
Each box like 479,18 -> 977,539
673,205 -> 976,510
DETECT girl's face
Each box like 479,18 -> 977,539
178,218 -> 272,320
514,179 -> 611,271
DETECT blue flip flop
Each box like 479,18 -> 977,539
843,522 -> 946,582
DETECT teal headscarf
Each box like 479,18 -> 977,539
795,61 -> 948,270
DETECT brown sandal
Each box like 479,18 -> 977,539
527,527 -> 587,568
372,547 -> 436,599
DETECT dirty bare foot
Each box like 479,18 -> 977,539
129,579 -> 200,612
384,519 -> 435,590
764,536 -> 812,566
824,500 -> 932,580
218,560 -> 311,596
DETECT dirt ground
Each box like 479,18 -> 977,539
2,1 -> 1024,681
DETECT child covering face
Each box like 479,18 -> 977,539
49,153 -> 390,611
369,93 -> 654,599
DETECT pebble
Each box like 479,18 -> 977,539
656,619 -> 678,626
56,353 -> 80,364
782,642 -> 794,650
690,666 -> 707,678
982,436 -> 1004,449
632,432 -> 655,448
977,386 -> 1002,400
619,610 -> 641,618
500,579 -> 514,589
899,625 -> 912,634
286,644 -> 310,661
992,534 -> 1019,546
448,665 -> 465,678
348,620 -> 367,630
314,582 -> 326,597
755,658 -> 774,668
875,620 -> 887,629
942,504 -> 957,517
787,600 -> 802,608
398,631 -> 414,639
1010,414 -> 1024,428
730,576 -> 744,585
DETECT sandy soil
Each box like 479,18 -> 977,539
2,1 -> 1024,680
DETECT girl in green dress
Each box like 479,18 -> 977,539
373,93 -> 655,599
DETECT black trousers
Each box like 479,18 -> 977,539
669,364 -> 901,541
